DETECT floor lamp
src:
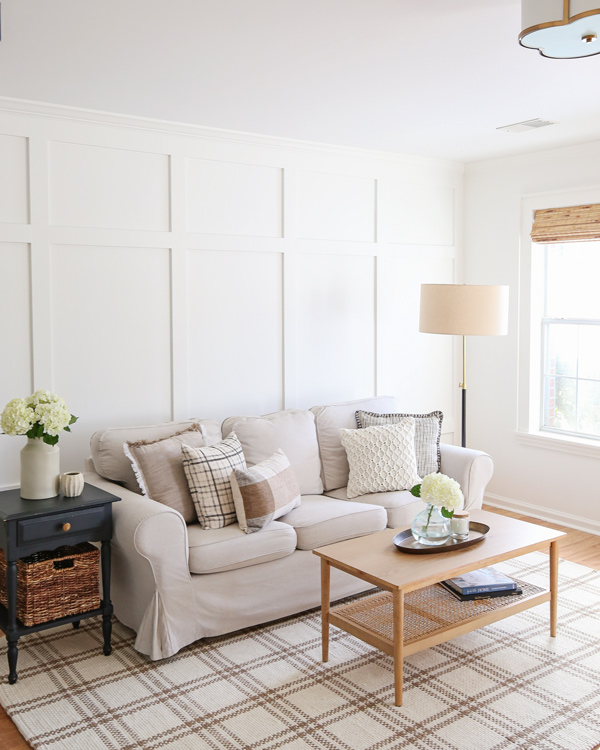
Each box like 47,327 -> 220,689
419,284 -> 509,447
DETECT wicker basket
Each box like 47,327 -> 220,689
0,543 -> 100,627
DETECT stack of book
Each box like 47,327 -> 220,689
440,567 -> 522,601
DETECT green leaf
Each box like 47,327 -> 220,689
43,433 -> 59,446
64,426 -> 70,432
69,414 -> 78,425
410,484 -> 421,498
440,507 -> 454,519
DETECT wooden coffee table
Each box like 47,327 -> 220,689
313,509 -> 565,706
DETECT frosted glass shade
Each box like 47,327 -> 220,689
520,0 -> 600,58
419,284 -> 509,337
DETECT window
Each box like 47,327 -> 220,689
528,202 -> 600,443
540,241 -> 600,439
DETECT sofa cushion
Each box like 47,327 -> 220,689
188,521 -> 297,574
90,419 -> 221,493
278,495 -> 387,551
356,409 -> 443,477
222,409 -> 323,495
182,434 -> 246,529
123,425 -> 207,524
310,396 -> 402,491
231,450 -> 301,533
326,486 -> 424,529
339,421 -> 421,499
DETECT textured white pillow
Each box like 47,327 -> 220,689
339,420 -> 421,499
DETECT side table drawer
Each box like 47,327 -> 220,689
17,507 -> 106,546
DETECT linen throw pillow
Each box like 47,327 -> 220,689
123,424 -> 207,524
182,433 -> 247,529
230,449 -> 301,534
355,409 -> 443,477
339,420 -> 421,499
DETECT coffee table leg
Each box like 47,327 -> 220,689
550,540 -> 559,637
393,588 -> 404,707
321,559 -> 330,662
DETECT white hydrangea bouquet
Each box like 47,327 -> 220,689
1,390 -> 77,445
410,472 -> 464,518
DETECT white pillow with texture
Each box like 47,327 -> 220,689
339,420 -> 421,499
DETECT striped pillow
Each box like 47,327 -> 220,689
230,450 -> 301,534
182,433 -> 246,529
355,409 -> 443,477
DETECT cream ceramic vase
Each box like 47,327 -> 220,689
20,438 -> 60,500
60,471 -> 85,497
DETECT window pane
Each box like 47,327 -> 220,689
546,323 -> 578,377
545,242 -> 600,318
544,376 -> 576,431
578,326 -> 600,380
577,379 -> 600,437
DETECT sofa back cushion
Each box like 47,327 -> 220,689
222,409 -> 323,495
310,396 -> 402,491
90,418 -> 222,492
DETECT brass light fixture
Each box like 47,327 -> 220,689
520,0 -> 600,58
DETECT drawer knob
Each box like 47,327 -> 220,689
62,522 -> 71,532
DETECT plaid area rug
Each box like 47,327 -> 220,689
1,552 -> 600,750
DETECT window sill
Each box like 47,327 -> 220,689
515,430 -> 600,458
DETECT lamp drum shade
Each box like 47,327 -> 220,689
419,284 -> 509,336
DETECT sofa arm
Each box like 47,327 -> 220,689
85,470 -> 194,659
439,443 -> 493,511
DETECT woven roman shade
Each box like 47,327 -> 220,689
531,204 -> 600,243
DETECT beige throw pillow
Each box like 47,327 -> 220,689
182,433 -> 247,529
123,424 -> 207,523
230,450 -> 301,534
339,420 -> 421,499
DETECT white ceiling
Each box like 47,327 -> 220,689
1,0 -> 600,162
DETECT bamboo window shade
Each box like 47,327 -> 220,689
531,204 -> 600,243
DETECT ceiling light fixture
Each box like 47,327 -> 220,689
520,0 -> 600,58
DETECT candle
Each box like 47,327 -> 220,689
451,511 -> 470,540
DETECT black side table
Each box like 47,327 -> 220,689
0,483 -> 121,684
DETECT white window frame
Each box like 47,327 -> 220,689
517,187 -> 600,457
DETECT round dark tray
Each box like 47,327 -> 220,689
393,522 -> 490,554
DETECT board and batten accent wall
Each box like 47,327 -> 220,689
0,100 -> 463,488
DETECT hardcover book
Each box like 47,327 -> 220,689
439,580 -> 523,602
443,567 -> 518,595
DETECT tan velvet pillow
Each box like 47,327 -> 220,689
124,424 -> 207,523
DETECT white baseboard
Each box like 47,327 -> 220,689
485,492 -> 600,537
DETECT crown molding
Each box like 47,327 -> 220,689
0,96 -> 463,175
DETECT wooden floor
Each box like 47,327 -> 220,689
1,505 -> 599,750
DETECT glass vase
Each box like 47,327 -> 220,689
411,502 -> 451,546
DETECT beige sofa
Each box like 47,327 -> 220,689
85,396 -> 493,660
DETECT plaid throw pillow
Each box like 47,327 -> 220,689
355,409 -> 443,477
182,433 -> 247,529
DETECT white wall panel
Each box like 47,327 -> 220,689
0,243 -> 32,487
50,244 -> 172,471
185,159 -> 283,237
48,142 -> 170,231
0,135 -> 29,224
380,182 -> 454,246
377,256 -> 454,419
0,103 -> 464,487
187,249 -> 283,419
296,172 -> 376,242
295,253 -> 375,407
